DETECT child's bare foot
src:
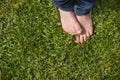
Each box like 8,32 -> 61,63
59,9 -> 82,35
75,12 -> 93,43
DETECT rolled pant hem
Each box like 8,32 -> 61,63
75,10 -> 91,16
57,7 -> 74,12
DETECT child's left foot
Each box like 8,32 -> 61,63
75,12 -> 93,43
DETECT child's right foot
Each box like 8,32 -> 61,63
59,9 -> 82,35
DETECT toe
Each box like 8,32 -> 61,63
67,27 -> 75,35
75,35 -> 80,43
89,30 -> 93,36
79,35 -> 84,43
74,23 -> 82,34
86,32 -> 90,38
83,35 -> 87,42
69,27 -> 75,35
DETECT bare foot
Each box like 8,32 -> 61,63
59,9 -> 82,35
75,12 -> 93,43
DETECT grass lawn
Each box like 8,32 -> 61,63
0,0 -> 120,80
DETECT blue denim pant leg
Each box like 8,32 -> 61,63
74,0 -> 96,16
52,0 -> 74,11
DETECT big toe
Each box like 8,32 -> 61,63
74,23 -> 82,35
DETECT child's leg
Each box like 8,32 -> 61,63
74,0 -> 96,43
52,0 -> 82,35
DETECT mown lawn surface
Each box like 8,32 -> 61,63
0,0 -> 120,80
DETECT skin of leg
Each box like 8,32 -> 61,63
59,9 -> 82,35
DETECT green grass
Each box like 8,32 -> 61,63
0,0 -> 120,80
